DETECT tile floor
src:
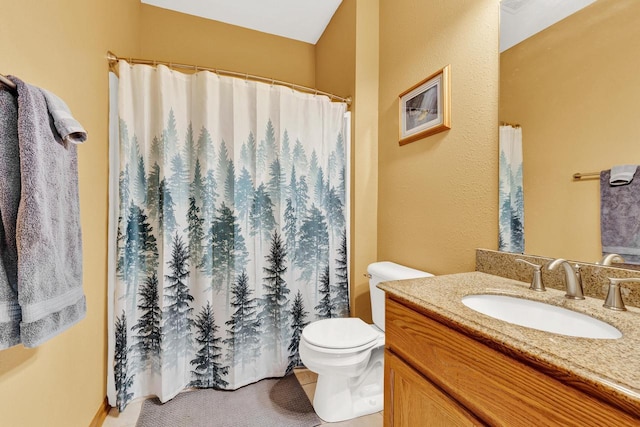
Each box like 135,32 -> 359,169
102,369 -> 383,427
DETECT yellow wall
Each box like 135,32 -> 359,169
500,0 -> 640,262
139,5 -> 316,88
352,0 -> 380,322
316,0 -> 379,322
316,0 -> 356,100
377,0 -> 500,274
0,3 -> 318,427
0,1 -> 140,426
0,1 -> 501,424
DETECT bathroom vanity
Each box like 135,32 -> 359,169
380,272 -> 640,426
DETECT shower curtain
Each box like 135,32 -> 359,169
107,61 -> 350,411
498,125 -> 524,253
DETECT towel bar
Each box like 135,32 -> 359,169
573,172 -> 600,180
0,73 -> 17,91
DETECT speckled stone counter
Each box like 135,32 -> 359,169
378,271 -> 640,412
476,248 -> 640,308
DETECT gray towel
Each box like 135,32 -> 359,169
0,88 -> 21,349
40,88 -> 87,145
601,170 -> 640,264
9,76 -> 86,347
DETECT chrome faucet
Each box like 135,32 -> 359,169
547,259 -> 584,300
597,253 -> 625,266
603,277 -> 640,311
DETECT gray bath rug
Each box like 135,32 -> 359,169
135,374 -> 321,427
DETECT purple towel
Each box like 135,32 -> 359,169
600,170 -> 640,264
41,88 -> 88,145
5,76 -> 86,347
0,88 -> 21,349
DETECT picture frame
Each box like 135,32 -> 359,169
398,64 -> 451,145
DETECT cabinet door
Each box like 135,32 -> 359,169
384,350 -> 483,427
385,298 -> 640,426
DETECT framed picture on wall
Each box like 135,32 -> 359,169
398,64 -> 451,145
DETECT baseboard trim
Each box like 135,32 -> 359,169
89,397 -> 111,427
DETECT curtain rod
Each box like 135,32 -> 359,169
0,73 -> 17,91
500,121 -> 520,128
107,51 -> 351,106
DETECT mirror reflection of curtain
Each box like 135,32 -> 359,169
107,61 -> 350,411
499,125 -> 524,252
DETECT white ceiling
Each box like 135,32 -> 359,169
141,0 -> 343,45
142,0 -> 596,51
500,0 -> 597,52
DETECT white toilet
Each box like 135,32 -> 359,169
299,261 -> 433,422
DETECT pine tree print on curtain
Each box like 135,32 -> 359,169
114,310 -> 134,412
162,234 -> 195,372
286,290 -> 309,374
224,271 -> 261,370
190,301 -> 228,388
130,272 -> 162,374
108,61 -> 349,409
258,231 -> 290,361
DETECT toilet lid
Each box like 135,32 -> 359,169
302,318 -> 380,349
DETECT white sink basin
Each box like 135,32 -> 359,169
461,294 -> 622,339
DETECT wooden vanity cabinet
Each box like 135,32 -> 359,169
385,349 -> 481,426
384,296 -> 640,427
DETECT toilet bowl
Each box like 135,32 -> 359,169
299,318 -> 385,422
299,262 -> 432,423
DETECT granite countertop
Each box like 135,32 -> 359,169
378,271 -> 640,409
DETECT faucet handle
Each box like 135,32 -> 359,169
603,277 -> 640,311
516,259 -> 546,292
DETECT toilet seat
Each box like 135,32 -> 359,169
301,333 -> 384,355
302,317 -> 380,349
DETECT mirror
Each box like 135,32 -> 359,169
499,0 -> 640,264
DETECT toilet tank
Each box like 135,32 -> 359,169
368,262 -> 433,331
